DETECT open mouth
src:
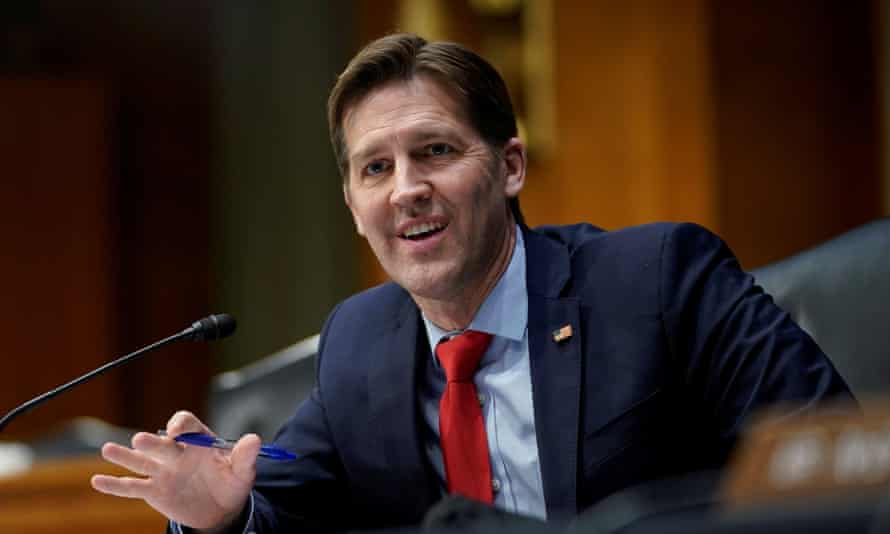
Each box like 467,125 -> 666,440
400,221 -> 447,241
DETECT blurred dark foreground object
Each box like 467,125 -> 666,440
566,471 -> 889,533
414,470 -> 889,533
422,494 -> 547,532
566,470 -> 722,534
573,490 -> 890,534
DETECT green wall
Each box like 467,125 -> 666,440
212,1 -> 358,370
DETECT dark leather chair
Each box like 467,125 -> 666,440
207,334 -> 318,440
750,218 -> 890,401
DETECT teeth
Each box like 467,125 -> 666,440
403,221 -> 444,238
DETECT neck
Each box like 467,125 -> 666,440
417,223 -> 517,331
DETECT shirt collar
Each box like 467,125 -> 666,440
422,225 -> 528,354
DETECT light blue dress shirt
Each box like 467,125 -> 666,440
419,227 -> 547,519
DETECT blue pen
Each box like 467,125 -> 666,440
158,431 -> 297,461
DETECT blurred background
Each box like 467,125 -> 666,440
0,0 -> 886,441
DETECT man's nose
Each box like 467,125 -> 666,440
389,160 -> 432,208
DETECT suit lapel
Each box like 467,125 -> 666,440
524,227 -> 582,519
367,294 -> 439,519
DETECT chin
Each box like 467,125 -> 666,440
392,264 -> 460,300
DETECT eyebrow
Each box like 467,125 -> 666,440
348,145 -> 383,167
348,129 -> 463,165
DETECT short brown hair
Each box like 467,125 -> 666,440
328,33 -> 523,223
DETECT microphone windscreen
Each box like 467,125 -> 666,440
190,314 -> 237,341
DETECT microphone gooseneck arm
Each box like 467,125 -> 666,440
0,314 -> 236,433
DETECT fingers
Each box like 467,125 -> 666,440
132,431 -> 165,450
101,442 -> 162,477
166,410 -> 212,437
131,431 -> 182,462
230,433 -> 261,483
91,473 -> 153,499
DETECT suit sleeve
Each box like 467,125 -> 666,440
244,303 -> 352,533
659,223 -> 854,444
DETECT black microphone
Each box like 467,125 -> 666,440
0,313 -> 236,433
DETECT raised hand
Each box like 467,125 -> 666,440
91,410 -> 261,532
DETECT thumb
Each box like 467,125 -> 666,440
230,433 -> 261,483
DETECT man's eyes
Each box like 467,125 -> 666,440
360,143 -> 455,177
424,143 -> 454,157
364,160 -> 391,176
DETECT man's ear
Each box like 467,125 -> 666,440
343,183 -> 366,236
501,137 -> 526,198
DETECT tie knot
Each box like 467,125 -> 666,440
436,330 -> 493,382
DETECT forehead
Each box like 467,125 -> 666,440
343,77 -> 474,155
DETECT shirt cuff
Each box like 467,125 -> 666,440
169,492 -> 255,534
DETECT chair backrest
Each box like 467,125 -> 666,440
751,218 -> 890,401
208,335 -> 318,440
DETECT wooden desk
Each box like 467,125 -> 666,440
0,455 -> 166,534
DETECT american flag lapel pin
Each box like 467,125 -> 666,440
552,324 -> 573,343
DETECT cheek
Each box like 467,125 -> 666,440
468,176 -> 498,214
350,191 -> 385,224
358,205 -> 394,247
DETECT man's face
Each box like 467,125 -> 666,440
342,76 -> 524,303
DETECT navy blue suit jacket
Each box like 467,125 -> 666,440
247,223 -> 852,532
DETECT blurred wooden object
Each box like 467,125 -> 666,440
724,401 -> 890,506
0,455 -> 165,534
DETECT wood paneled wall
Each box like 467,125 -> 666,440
0,80 -> 119,436
543,0 -> 719,230
712,1 -> 881,268
0,2 -> 214,439
355,0 -> 883,287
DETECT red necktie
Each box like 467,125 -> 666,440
436,330 -> 494,504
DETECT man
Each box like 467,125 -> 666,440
91,33 -> 853,533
